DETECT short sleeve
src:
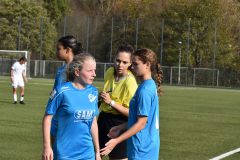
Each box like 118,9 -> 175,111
122,76 -> 138,108
137,89 -> 152,117
24,63 -> 26,69
23,63 -> 27,75
11,62 -> 16,70
94,104 -> 99,116
104,67 -> 114,82
90,87 -> 99,117
94,92 -> 99,116
45,89 -> 63,115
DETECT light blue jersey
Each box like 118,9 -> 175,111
45,82 -> 99,160
53,64 -> 66,88
127,79 -> 160,160
51,64 -> 67,137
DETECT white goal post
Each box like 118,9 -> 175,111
0,50 -> 31,78
0,50 -> 28,58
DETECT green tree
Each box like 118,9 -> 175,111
0,0 -> 57,59
43,0 -> 70,24
160,0 -> 240,69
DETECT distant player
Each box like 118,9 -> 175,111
10,56 -> 27,104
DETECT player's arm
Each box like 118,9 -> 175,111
10,62 -> 15,83
102,78 -> 137,117
100,91 -> 129,116
91,117 -> 101,160
42,114 -> 54,160
22,69 -> 27,83
101,67 -> 129,116
42,87 -> 61,160
107,122 -> 128,138
111,102 -> 129,117
100,116 -> 147,156
10,68 -> 14,83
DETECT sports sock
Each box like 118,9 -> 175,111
20,95 -> 24,102
14,94 -> 17,102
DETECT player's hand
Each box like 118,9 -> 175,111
100,92 -> 111,104
42,146 -> 53,160
24,78 -> 28,83
108,126 -> 122,138
100,138 -> 118,156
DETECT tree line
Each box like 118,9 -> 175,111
0,0 -> 240,71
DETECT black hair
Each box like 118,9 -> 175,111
133,48 -> 163,96
58,35 -> 83,55
113,44 -> 134,74
19,56 -> 27,61
115,44 -> 134,56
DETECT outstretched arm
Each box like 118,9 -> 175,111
100,116 -> 147,156
42,114 -> 54,160
107,123 -> 128,138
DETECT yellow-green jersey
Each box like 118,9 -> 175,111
100,67 -> 138,115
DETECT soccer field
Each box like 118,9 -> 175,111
0,77 -> 240,160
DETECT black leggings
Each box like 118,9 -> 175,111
98,112 -> 128,159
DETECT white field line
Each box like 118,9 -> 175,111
0,80 -> 101,88
166,86 -> 240,93
29,82 -> 53,86
209,148 -> 240,160
0,81 -> 55,86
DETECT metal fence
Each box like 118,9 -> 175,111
162,66 -> 219,86
1,58 -> 240,88
0,58 -> 114,80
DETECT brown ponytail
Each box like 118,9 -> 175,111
133,48 -> 163,96
153,63 -> 163,96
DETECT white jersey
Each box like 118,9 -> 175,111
11,61 -> 26,78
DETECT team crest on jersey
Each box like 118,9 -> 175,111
88,94 -> 97,102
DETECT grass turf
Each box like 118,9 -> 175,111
0,76 -> 240,160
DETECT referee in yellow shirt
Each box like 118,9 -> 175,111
98,45 -> 138,160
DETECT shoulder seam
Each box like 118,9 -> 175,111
54,88 -> 71,99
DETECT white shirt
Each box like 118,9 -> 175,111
11,61 -> 26,78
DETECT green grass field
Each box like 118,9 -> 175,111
0,76 -> 240,160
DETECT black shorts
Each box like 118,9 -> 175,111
98,112 -> 128,159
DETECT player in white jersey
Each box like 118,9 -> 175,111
10,56 -> 27,104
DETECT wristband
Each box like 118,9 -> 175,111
109,100 -> 115,107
